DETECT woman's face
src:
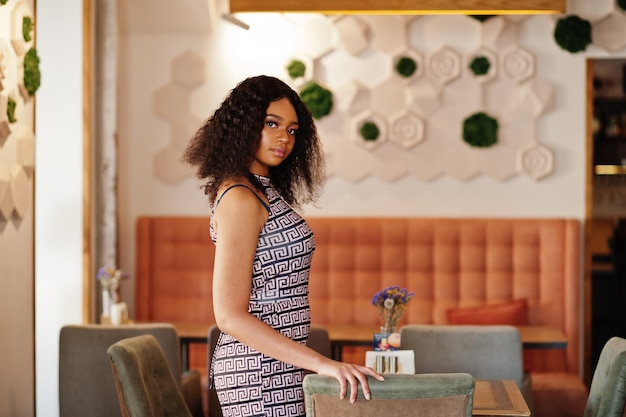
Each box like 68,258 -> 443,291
249,97 -> 299,176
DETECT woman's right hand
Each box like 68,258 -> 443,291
316,361 -> 385,403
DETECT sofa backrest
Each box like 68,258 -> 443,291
136,216 -> 581,375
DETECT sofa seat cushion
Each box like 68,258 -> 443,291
531,372 -> 588,417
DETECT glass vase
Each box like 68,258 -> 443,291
380,325 -> 397,334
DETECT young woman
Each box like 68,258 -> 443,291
183,75 -> 383,417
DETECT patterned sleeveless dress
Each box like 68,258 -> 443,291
210,175 -> 316,417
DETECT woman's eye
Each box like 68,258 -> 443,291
266,121 -> 277,128
288,128 -> 298,136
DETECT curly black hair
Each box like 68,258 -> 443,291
182,75 -> 325,207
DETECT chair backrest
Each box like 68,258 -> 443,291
400,324 -> 524,387
303,373 -> 475,417
59,324 -> 182,417
107,334 -> 193,417
584,336 -> 626,417
206,324 -> 333,417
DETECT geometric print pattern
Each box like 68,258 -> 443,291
210,175 -> 316,417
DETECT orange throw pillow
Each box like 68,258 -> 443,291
446,299 -> 535,372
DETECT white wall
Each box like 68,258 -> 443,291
35,0 -> 84,416
117,12 -> 596,310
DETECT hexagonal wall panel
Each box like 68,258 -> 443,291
0,166 -> 14,221
335,16 -> 369,56
569,0 -> 615,23
15,126 -> 34,172
359,15 -> 408,55
426,46 -> 461,86
283,53 -> 314,89
370,78 -> 409,118
480,144 -> 518,181
501,45 -> 535,84
392,49 -> 424,84
498,109 -> 537,147
388,110 -> 425,149
370,149 -> 409,181
345,82 -> 371,116
409,81 -> 442,117
0,93 -> 11,146
519,78 -> 555,117
171,114 -> 204,149
296,15 -> 335,59
443,144 -> 480,181
517,141 -> 554,180
11,165 -> 30,219
154,145 -> 194,184
10,1 -> 33,57
351,111 -> 388,150
592,13 -> 626,53
153,84 -> 190,122
171,51 -> 207,90
466,47 -> 498,84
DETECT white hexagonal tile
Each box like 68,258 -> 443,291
153,84 -> 190,122
569,0 -> 615,23
517,141 -> 554,180
480,144 -> 518,181
501,45 -> 535,84
592,13 -> 626,53
370,78 -> 409,118
359,15 -> 408,55
443,144 -> 480,181
466,47 -> 498,84
171,113 -> 204,150
426,46 -> 461,86
388,110 -> 425,149
296,15 -> 335,59
344,81 -> 371,116
408,153 -> 444,182
499,109 -> 537,147
333,150 -> 371,182
484,78 -> 518,115
171,51 -> 206,91
283,53 -> 314,89
15,126 -> 34,172
11,165 -> 30,219
480,16 -> 506,50
372,153 -> 408,182
351,111 -> 387,150
10,1 -> 33,57
392,49 -> 424,84
0,165 -> 13,221
154,145 -> 194,184
518,78 -> 555,117
0,93 -> 11,146
334,16 -> 369,56
409,80 -> 443,117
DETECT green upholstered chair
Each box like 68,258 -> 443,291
59,324 -> 203,417
107,334 -> 194,417
303,373 -> 475,417
584,336 -> 626,417
400,324 -> 533,410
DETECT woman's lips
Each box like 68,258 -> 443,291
273,148 -> 286,157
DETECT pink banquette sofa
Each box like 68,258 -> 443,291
136,216 -> 588,417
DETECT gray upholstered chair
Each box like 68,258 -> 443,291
59,324 -> 203,417
399,324 -> 533,410
107,334 -> 193,417
303,373 -> 475,417
206,324 -> 333,417
583,336 -> 626,417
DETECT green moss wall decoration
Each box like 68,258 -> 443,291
24,47 -> 41,96
554,15 -> 592,53
395,56 -> 417,78
462,112 -> 498,148
299,81 -> 333,120
7,96 -> 17,123
0,0 -> 8,5
23,16 -> 33,42
360,121 -> 380,141
469,56 -> 490,76
286,59 -> 305,79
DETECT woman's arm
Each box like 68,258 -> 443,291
211,186 -> 383,402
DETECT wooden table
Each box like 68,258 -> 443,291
325,324 -> 568,361
473,379 -> 531,416
171,322 -> 568,369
